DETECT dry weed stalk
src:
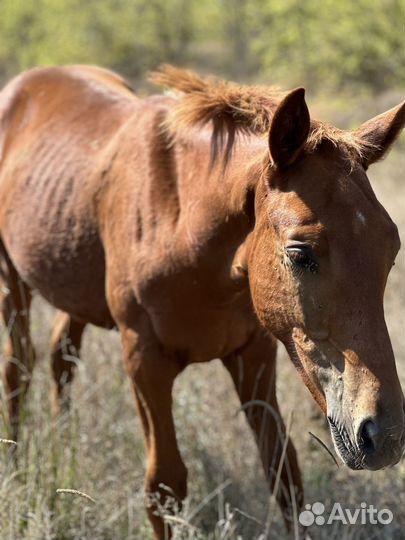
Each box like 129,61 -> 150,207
0,438 -> 17,446
56,488 -> 96,504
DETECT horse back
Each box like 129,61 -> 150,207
0,65 -> 136,162
0,65 -> 138,327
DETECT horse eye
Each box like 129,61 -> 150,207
286,245 -> 319,274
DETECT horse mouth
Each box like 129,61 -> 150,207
328,417 -> 364,470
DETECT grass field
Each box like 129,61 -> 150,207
0,95 -> 404,540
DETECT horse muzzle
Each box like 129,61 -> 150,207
328,413 -> 405,470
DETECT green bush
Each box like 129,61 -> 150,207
0,0 -> 403,91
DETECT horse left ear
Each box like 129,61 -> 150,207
269,87 -> 310,169
355,101 -> 405,167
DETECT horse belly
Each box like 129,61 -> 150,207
0,186 -> 113,328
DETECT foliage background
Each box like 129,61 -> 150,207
0,1 -> 404,539
0,0 -> 404,93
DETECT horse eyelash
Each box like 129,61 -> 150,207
285,249 -> 319,275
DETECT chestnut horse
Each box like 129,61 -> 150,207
0,65 -> 404,538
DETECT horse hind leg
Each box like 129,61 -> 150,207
0,244 -> 36,441
50,311 -> 86,418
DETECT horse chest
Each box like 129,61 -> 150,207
136,264 -> 256,361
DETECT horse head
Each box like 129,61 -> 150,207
249,89 -> 405,470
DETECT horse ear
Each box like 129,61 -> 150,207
269,87 -> 310,169
355,101 -> 405,167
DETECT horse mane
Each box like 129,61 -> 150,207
149,65 -> 373,165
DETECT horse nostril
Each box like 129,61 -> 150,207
359,419 -> 380,453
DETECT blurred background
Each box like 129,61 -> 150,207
0,1 -> 404,539
0,0 -> 404,94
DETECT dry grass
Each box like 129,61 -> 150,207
0,99 -> 404,540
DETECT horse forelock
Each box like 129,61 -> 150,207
150,65 -> 376,166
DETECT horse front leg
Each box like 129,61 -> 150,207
120,323 -> 187,540
222,329 -> 303,531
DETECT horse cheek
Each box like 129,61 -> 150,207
249,234 -> 299,337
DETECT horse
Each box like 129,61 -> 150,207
0,64 -> 404,538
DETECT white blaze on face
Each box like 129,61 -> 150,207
353,210 -> 367,234
356,210 -> 366,226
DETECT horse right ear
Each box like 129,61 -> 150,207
269,88 -> 310,169
355,101 -> 405,168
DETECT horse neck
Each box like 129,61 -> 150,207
175,129 -> 265,223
